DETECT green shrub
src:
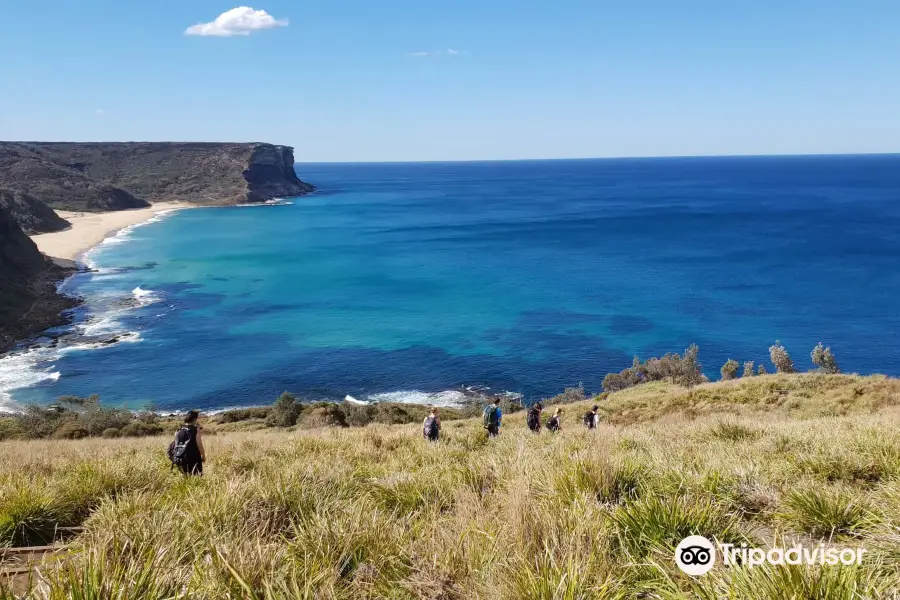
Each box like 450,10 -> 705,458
812,342 -> 840,374
119,422 -> 163,437
546,385 -> 586,405
757,364 -> 768,375
300,404 -> 348,429
710,420 -> 761,442
218,406 -> 271,423
603,345 -> 704,392
720,359 -> 740,381
266,392 -> 302,427
51,421 -> 89,440
101,428 -> 120,439
769,341 -> 796,373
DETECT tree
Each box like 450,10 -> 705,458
769,341 -> 795,373
267,392 -> 302,427
679,344 -> 704,387
811,342 -> 840,374
720,359 -> 740,381
757,364 -> 768,375
742,361 -> 755,378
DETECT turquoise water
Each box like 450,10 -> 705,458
4,156 -> 900,410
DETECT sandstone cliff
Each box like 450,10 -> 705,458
0,142 -> 313,219
0,205 -> 77,351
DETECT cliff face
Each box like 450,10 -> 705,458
0,188 -> 71,234
0,206 -> 76,351
0,142 -> 314,215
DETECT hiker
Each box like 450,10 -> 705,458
526,402 -> 543,433
546,407 -> 562,433
423,407 -> 441,441
483,398 -> 502,437
168,410 -> 206,476
583,404 -> 600,430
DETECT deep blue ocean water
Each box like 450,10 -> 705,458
3,156 -> 900,410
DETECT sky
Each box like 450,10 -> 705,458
1,1 -> 898,162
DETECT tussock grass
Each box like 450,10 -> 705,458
2,375 -> 900,597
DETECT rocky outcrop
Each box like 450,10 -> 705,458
0,188 -> 70,234
0,206 -> 77,351
0,143 -> 314,218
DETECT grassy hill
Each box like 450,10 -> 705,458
2,374 -> 900,598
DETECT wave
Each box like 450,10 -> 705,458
132,286 -> 162,306
0,348 -> 61,410
365,389 -> 468,407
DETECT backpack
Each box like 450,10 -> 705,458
423,416 -> 439,438
167,426 -> 192,467
546,416 -> 560,432
583,411 -> 596,429
482,405 -> 499,428
526,408 -> 541,431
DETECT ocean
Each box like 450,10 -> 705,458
2,155 -> 899,411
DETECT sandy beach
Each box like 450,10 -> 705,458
29,202 -> 193,264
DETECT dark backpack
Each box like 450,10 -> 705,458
423,416 -> 439,439
546,416 -> 560,432
526,408 -> 541,431
583,411 -> 596,429
482,405 -> 499,428
167,426 -> 192,467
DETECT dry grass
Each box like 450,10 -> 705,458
2,374 -> 900,598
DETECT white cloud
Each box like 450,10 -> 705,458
185,7 -> 288,37
407,49 -> 465,58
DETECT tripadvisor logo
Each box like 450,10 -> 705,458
675,535 -> 716,576
675,536 -> 868,576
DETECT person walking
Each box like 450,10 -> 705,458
546,407 -> 563,433
583,404 -> 600,430
168,410 -> 206,476
423,407 -> 441,442
526,402 -> 543,433
483,398 -> 502,437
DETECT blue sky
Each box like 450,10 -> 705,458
1,1 -> 898,161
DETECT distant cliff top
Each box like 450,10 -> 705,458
0,142 -> 315,227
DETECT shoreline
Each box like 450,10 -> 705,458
29,202 -> 194,264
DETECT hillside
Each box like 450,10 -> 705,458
0,142 -> 315,231
0,206 -> 77,352
0,189 -> 70,235
2,374 -> 899,598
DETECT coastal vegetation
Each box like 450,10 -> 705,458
1,372 -> 899,598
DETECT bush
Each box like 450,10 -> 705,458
720,359 -> 740,381
300,404 -> 348,428
757,364 -> 768,375
218,406 -> 271,423
602,345 -> 704,392
769,341 -> 796,373
51,421 -> 89,440
101,428 -> 120,438
811,342 -> 840,374
742,361 -> 755,378
266,392 -> 302,427
119,422 -> 163,437
546,385 -> 586,405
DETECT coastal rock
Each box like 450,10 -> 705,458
0,205 -> 78,352
0,187 -> 71,234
